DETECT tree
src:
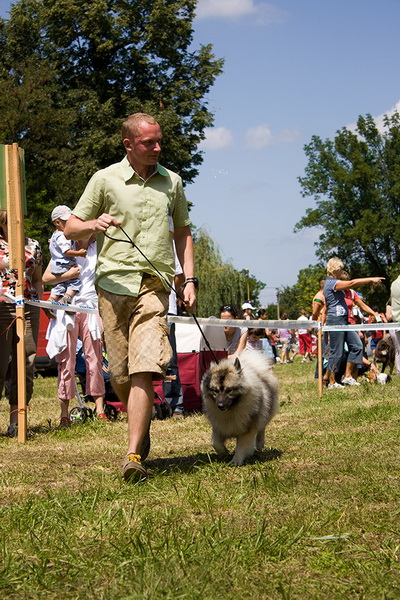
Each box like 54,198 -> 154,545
278,284 -> 300,319
295,264 -> 326,313
193,229 -> 265,317
295,112 -> 400,305
278,264 -> 326,318
0,0 -> 223,253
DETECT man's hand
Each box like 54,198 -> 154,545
64,214 -> 121,240
183,281 -> 196,314
94,213 -> 121,233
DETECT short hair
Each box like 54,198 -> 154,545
326,257 -> 344,277
220,304 -> 238,318
122,113 -> 158,140
248,328 -> 264,337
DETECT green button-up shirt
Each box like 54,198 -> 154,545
73,156 -> 190,296
391,276 -> 400,323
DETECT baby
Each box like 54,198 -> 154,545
48,205 -> 86,307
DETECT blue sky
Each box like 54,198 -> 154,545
1,0 -> 400,306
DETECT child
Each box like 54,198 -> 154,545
245,328 -> 265,352
48,205 -> 86,306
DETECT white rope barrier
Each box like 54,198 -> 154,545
168,316 -> 321,329
25,298 -> 98,314
4,296 -> 398,332
322,322 -> 399,332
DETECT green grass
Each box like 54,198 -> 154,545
0,361 -> 399,599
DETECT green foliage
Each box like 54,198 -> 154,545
193,229 -> 265,316
296,263 -> 326,313
278,284 -> 301,319
278,263 -> 326,318
296,112 -> 400,305
265,303 -> 278,319
0,0 -> 223,255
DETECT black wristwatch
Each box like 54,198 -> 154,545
183,277 -> 198,289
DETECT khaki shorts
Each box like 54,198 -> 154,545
98,275 -> 172,384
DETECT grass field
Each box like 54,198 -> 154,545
0,361 -> 399,599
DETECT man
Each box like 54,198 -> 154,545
297,309 -> 313,362
389,275 -> 400,375
64,113 -> 196,481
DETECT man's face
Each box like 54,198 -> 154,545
124,121 -> 162,170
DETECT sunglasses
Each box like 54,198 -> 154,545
220,304 -> 238,317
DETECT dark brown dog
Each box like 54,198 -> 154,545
373,334 -> 395,374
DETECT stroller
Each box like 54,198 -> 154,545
68,347 -> 119,423
68,347 -> 171,422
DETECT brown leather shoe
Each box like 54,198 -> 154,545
122,454 -> 147,482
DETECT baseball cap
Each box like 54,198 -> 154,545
241,302 -> 254,310
51,205 -> 72,222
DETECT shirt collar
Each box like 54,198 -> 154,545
121,155 -> 168,182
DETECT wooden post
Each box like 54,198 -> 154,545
5,143 -> 27,442
317,324 -> 323,398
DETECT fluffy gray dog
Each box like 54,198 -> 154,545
201,352 -> 279,465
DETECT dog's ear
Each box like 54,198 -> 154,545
234,357 -> 242,372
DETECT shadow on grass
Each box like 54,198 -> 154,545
147,447 -> 283,475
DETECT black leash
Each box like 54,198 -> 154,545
104,226 -> 220,363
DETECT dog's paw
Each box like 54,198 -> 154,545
229,457 -> 244,466
212,443 -> 229,456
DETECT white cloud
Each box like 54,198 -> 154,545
373,100 -> 400,132
275,128 -> 300,144
347,100 -> 400,133
245,124 -> 299,148
200,126 -> 234,150
196,0 -> 286,24
245,124 -> 273,148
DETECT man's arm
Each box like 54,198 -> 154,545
64,214 -> 121,240
174,225 -> 196,312
42,263 -> 81,285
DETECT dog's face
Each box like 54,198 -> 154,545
375,336 -> 394,362
367,370 -> 391,384
203,358 -> 244,411
375,343 -> 390,358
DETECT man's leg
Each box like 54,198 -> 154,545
111,376 -> 151,461
121,373 -> 154,482
126,372 -> 154,455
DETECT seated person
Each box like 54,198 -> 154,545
220,304 -> 247,358
243,328 -> 265,352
